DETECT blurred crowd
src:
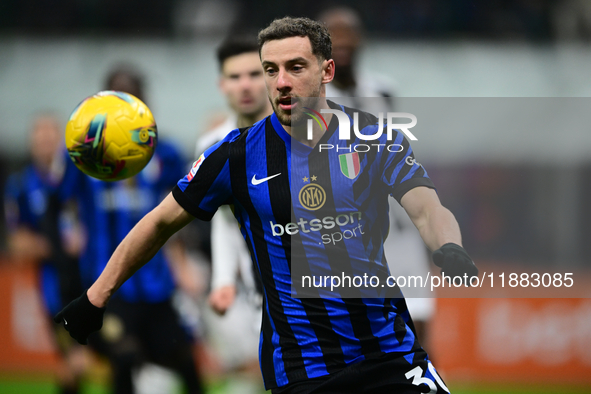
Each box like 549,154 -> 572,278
2,0 -> 591,41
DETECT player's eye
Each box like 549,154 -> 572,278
265,68 -> 277,75
292,65 -> 303,72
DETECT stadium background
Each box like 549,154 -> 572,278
1,0 -> 590,393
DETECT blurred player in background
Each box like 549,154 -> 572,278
4,114 -> 88,394
59,65 -> 204,394
320,6 -> 435,349
196,34 -> 271,393
320,6 -> 396,107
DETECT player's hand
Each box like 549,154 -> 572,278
208,285 -> 236,315
53,290 -> 105,345
432,243 -> 478,286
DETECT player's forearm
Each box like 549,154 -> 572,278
415,205 -> 462,252
87,212 -> 170,307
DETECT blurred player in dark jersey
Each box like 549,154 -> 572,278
59,65 -> 204,394
320,6 -> 435,351
56,17 -> 478,394
5,114 -> 87,394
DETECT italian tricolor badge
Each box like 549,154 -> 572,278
339,152 -> 360,179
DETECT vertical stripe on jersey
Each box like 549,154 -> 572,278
265,120 -> 345,376
390,297 -> 421,351
226,130 -> 279,386
228,126 -> 306,386
308,141 -> 385,362
382,133 -> 416,186
232,204 -> 279,385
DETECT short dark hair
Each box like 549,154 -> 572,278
217,35 -> 259,70
104,64 -> 145,101
258,16 -> 332,61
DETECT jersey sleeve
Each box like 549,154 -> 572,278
172,130 -> 238,221
381,129 -> 435,203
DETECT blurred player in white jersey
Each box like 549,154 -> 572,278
196,34 -> 272,392
320,6 -> 435,349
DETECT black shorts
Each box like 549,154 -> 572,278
272,349 -> 450,394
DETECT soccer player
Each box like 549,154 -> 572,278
59,66 -> 204,394
56,17 -> 478,393
320,6 -> 435,350
5,114 -> 87,394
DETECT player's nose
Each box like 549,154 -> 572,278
276,68 -> 292,91
239,76 -> 252,89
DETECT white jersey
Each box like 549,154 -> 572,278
327,75 -> 434,321
196,115 -> 237,156
325,73 -> 397,113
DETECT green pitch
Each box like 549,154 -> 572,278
453,383 -> 591,394
0,380 -> 106,394
0,378 -> 589,394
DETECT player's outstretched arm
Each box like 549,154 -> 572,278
400,187 -> 460,251
401,187 -> 478,282
88,192 -> 194,307
54,193 -> 194,344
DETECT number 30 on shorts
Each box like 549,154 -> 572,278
405,361 -> 450,393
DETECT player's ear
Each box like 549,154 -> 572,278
321,59 -> 335,85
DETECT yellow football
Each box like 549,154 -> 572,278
65,91 -> 157,181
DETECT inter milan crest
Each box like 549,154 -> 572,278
298,181 -> 326,211
339,152 -> 360,179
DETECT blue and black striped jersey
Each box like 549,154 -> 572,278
174,101 -> 435,389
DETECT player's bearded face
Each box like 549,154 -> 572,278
261,37 -> 326,127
